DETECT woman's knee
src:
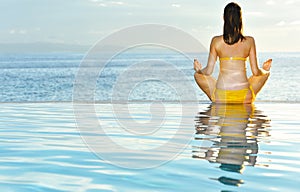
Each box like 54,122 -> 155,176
194,72 -> 197,78
194,72 -> 204,82
194,72 -> 200,79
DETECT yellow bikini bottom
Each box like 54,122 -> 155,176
212,86 -> 255,103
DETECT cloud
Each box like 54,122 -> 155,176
171,4 -> 181,8
9,29 -> 27,34
244,11 -> 264,17
19,30 -> 27,34
267,0 -> 300,5
276,21 -> 286,26
89,0 -> 125,7
266,0 -> 276,5
97,3 -> 107,7
285,0 -> 296,4
111,1 -> 124,5
290,20 -> 300,25
275,20 -> 300,27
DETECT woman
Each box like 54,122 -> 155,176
194,2 -> 272,103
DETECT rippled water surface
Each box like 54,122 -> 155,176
1,102 -> 300,191
0,52 -> 299,102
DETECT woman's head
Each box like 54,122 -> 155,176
223,2 -> 245,45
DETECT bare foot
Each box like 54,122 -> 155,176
194,59 -> 202,72
263,59 -> 272,71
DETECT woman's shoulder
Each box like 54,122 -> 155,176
244,35 -> 254,39
244,36 -> 255,42
212,35 -> 223,41
210,35 -> 223,46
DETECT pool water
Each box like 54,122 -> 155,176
1,102 -> 300,191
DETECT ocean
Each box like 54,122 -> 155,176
0,51 -> 300,192
0,52 -> 299,102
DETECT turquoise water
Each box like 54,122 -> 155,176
1,102 -> 300,191
0,52 -> 299,191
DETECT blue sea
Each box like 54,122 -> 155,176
0,51 -> 300,191
0,52 -> 299,102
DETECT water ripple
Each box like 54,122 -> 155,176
0,103 -> 300,191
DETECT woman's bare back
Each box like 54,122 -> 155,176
213,35 -> 254,90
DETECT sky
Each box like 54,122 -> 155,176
1,0 -> 300,52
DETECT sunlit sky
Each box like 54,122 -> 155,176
1,0 -> 300,52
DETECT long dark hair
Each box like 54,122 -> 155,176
223,2 -> 245,45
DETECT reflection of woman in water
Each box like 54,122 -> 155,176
193,103 -> 270,186
194,2 -> 272,103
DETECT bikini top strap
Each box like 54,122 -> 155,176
219,57 -> 247,61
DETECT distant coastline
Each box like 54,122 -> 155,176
0,43 -> 205,55
0,43 -> 90,54
1,42 -> 300,55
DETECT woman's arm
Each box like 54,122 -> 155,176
249,37 -> 270,76
194,37 -> 217,75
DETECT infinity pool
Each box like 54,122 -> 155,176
0,102 -> 299,191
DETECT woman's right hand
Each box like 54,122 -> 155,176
194,59 -> 202,73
